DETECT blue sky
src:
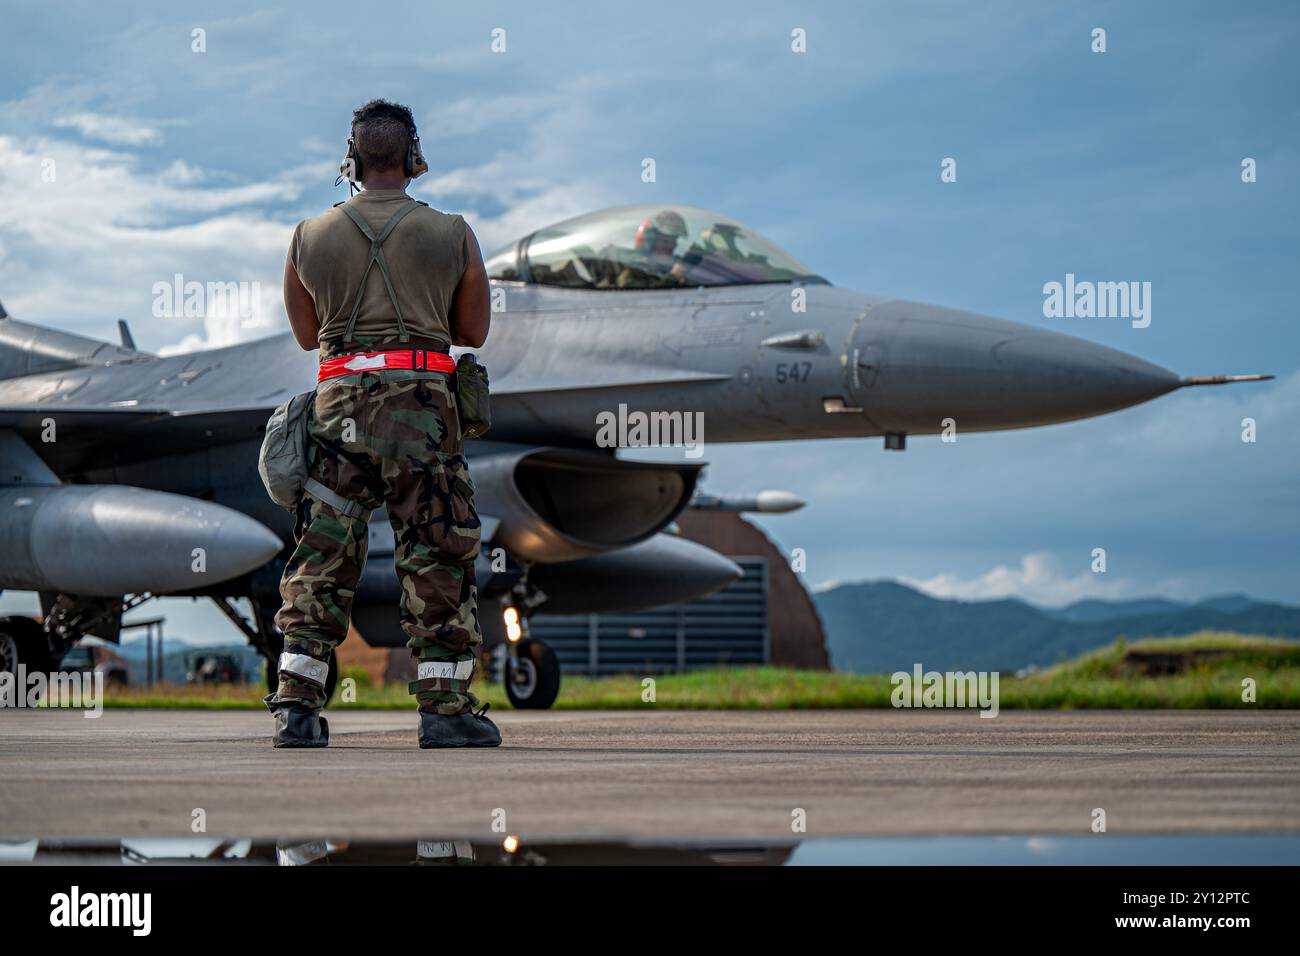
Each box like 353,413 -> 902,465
0,1 -> 1296,642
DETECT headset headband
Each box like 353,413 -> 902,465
338,116 -> 427,190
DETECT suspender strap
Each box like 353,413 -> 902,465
339,199 -> 426,343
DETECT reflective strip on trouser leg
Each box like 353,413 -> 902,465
277,841 -> 330,866
408,657 -> 475,696
417,840 -> 475,863
279,652 -> 330,687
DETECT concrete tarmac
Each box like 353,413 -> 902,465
1,709 -> 1297,839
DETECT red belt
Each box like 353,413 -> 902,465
318,349 -> 456,383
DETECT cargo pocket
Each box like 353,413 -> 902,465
430,454 -> 480,563
312,381 -> 367,449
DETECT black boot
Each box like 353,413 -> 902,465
266,695 -> 330,749
419,704 -> 501,748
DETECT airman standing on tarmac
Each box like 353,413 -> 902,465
268,99 -> 499,749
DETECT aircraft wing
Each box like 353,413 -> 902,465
0,405 -> 276,476
487,365 -> 732,395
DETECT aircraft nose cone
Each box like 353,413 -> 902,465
989,325 -> 1181,418
858,302 -> 1181,432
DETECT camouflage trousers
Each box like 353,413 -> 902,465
273,356 -> 482,715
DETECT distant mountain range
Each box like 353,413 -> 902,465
813,582 -> 1300,673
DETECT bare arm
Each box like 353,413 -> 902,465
449,224 -> 490,349
283,250 -> 320,351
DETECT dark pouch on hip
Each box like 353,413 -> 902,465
455,354 -> 491,439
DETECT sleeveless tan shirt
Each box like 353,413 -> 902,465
290,189 -> 466,347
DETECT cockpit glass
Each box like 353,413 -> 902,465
483,244 -> 522,281
493,205 -> 819,289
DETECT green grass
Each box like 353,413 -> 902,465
999,632 -> 1300,709
96,631 -> 1300,710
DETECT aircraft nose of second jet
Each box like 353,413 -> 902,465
856,301 -> 1182,433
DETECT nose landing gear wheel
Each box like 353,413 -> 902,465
504,639 -> 560,710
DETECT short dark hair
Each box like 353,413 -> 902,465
351,99 -> 416,175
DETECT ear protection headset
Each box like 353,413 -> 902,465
338,121 -> 428,190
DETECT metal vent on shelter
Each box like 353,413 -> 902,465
528,558 -> 768,675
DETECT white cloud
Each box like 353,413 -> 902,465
418,159 -> 613,254
159,159 -> 205,185
0,96 -> 622,354
410,100 -> 626,252
0,61 -> 632,352
51,113 -> 167,146
155,282 -> 284,357
902,552 -> 1139,606
0,133 -> 317,351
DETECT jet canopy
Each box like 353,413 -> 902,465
485,204 -> 822,290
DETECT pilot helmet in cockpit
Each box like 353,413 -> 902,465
633,210 -> 688,258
